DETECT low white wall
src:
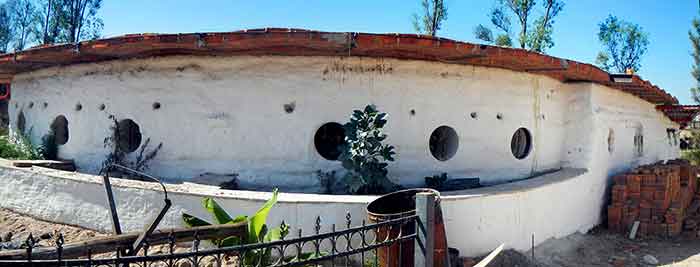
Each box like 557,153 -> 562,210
0,163 -> 613,257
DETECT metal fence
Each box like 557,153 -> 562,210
0,214 -> 424,267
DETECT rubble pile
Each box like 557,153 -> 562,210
608,159 -> 697,238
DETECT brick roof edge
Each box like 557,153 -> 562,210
0,28 -> 679,107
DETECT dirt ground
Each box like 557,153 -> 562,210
0,208 -> 105,250
477,226 -> 700,267
3,208 -> 700,266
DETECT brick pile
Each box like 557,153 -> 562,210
607,159 -> 697,238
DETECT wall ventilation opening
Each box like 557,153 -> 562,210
314,122 -> 345,160
607,128 -> 615,154
429,126 -> 459,161
16,110 -> 25,134
511,127 -> 532,160
51,115 -> 69,145
117,119 -> 142,153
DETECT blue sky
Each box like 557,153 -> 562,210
100,1 -> 699,104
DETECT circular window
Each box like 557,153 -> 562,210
16,110 -> 25,134
314,122 -> 345,160
429,126 -> 459,161
51,115 -> 69,145
511,128 -> 532,159
117,119 -> 142,153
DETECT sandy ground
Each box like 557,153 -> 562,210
526,226 -> 700,267
0,208 -> 105,249
3,208 -> 700,266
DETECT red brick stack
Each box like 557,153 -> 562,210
608,159 -> 697,238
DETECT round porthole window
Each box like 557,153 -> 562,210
314,122 -> 345,160
51,115 -> 69,145
511,127 -> 532,160
117,119 -> 142,153
429,126 -> 459,161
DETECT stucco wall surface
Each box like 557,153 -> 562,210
0,54 -> 683,257
9,55 -> 577,190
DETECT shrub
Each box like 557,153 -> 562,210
0,132 -> 43,160
101,114 -> 162,173
340,105 -> 399,194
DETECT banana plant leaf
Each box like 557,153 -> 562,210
247,188 -> 279,243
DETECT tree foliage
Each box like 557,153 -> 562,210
1,0 -> 103,52
7,0 -> 38,51
595,15 -> 649,73
0,4 -> 12,53
474,0 -> 563,53
691,14 -> 700,104
412,0 -> 447,37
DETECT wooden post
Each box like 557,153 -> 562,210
415,192 -> 435,267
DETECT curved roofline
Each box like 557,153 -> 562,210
0,28 -> 678,105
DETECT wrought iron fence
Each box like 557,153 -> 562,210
0,213 -> 418,267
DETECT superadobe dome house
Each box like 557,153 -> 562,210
0,28 -> 698,256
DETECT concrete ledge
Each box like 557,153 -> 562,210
0,162 -> 599,257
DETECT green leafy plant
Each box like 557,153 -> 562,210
339,105 -> 399,194
182,189 -> 299,265
0,130 -> 43,160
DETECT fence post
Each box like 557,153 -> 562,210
414,192 -> 435,267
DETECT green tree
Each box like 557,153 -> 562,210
691,13 -> 700,103
595,15 -> 649,73
412,0 -> 447,37
0,4 -> 12,53
35,0 -> 63,44
474,0 -> 563,53
59,0 -> 103,43
7,0 -> 38,51
684,9 -> 700,163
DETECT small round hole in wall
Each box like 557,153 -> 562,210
470,112 -> 478,119
152,102 -> 161,110
410,109 -> 416,116
607,128 -> 615,154
496,113 -> 503,120
117,119 -> 142,153
429,126 -> 459,161
511,127 -> 532,160
283,102 -> 296,114
314,122 -> 345,161
75,103 -> 82,111
43,102 -> 48,109
98,104 -> 106,111
51,115 -> 69,145
16,110 -> 25,133
28,102 -> 33,109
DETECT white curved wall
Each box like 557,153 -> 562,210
1,55 -> 682,257
8,56 -> 573,190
